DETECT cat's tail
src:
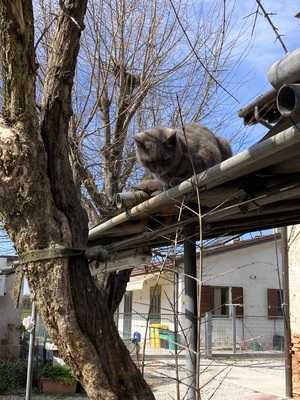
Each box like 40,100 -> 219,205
216,137 -> 232,161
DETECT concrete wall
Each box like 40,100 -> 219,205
0,259 -> 21,359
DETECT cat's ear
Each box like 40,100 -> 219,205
134,136 -> 145,149
165,130 -> 177,146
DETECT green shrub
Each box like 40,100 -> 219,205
40,364 -> 75,385
0,359 -> 27,393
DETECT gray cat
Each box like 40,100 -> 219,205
134,123 -> 232,187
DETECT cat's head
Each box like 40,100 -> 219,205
134,128 -> 180,175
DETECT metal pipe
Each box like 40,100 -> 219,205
205,312 -> 212,358
88,125 -> 300,242
281,227 -> 293,398
231,305 -> 237,354
25,302 -> 37,400
173,270 -> 180,400
115,191 -> 149,209
184,225 -> 197,400
277,84 -> 300,119
268,48 -> 300,89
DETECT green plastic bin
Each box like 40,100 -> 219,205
168,332 -> 176,351
159,329 -> 176,350
159,333 -> 169,349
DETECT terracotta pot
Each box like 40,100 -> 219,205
39,377 -> 76,394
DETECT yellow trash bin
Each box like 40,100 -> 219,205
149,324 -> 168,348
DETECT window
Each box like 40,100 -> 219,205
212,287 -> 229,317
232,286 -> 244,317
150,285 -> 161,323
267,288 -> 283,319
200,286 -> 244,318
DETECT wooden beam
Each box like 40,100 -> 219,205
89,248 -> 151,274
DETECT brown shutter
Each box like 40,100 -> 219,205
200,285 -> 213,316
267,288 -> 278,319
232,287 -> 244,317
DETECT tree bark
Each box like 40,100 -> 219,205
0,1 -> 154,399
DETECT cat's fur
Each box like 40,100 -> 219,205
134,123 -> 232,186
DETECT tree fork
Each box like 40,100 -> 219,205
0,1 -> 155,398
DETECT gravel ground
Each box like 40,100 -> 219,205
0,358 -> 286,400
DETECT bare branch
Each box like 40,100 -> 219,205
168,0 -> 239,103
255,0 -> 288,54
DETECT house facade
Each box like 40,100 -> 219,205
117,234 -> 285,351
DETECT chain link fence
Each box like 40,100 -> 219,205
118,311 -> 285,356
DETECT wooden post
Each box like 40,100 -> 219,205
184,227 -> 197,400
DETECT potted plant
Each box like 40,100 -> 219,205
39,364 -> 76,394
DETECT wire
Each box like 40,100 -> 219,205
168,0 -> 239,104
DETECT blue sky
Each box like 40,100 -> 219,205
235,0 -> 299,98
224,0 -> 300,144
1,0 -> 300,255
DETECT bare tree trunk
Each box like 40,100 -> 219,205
0,1 -> 154,399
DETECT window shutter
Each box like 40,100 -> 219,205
232,287 -> 244,317
267,288 -> 278,319
200,285 -> 213,316
150,285 -> 161,323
